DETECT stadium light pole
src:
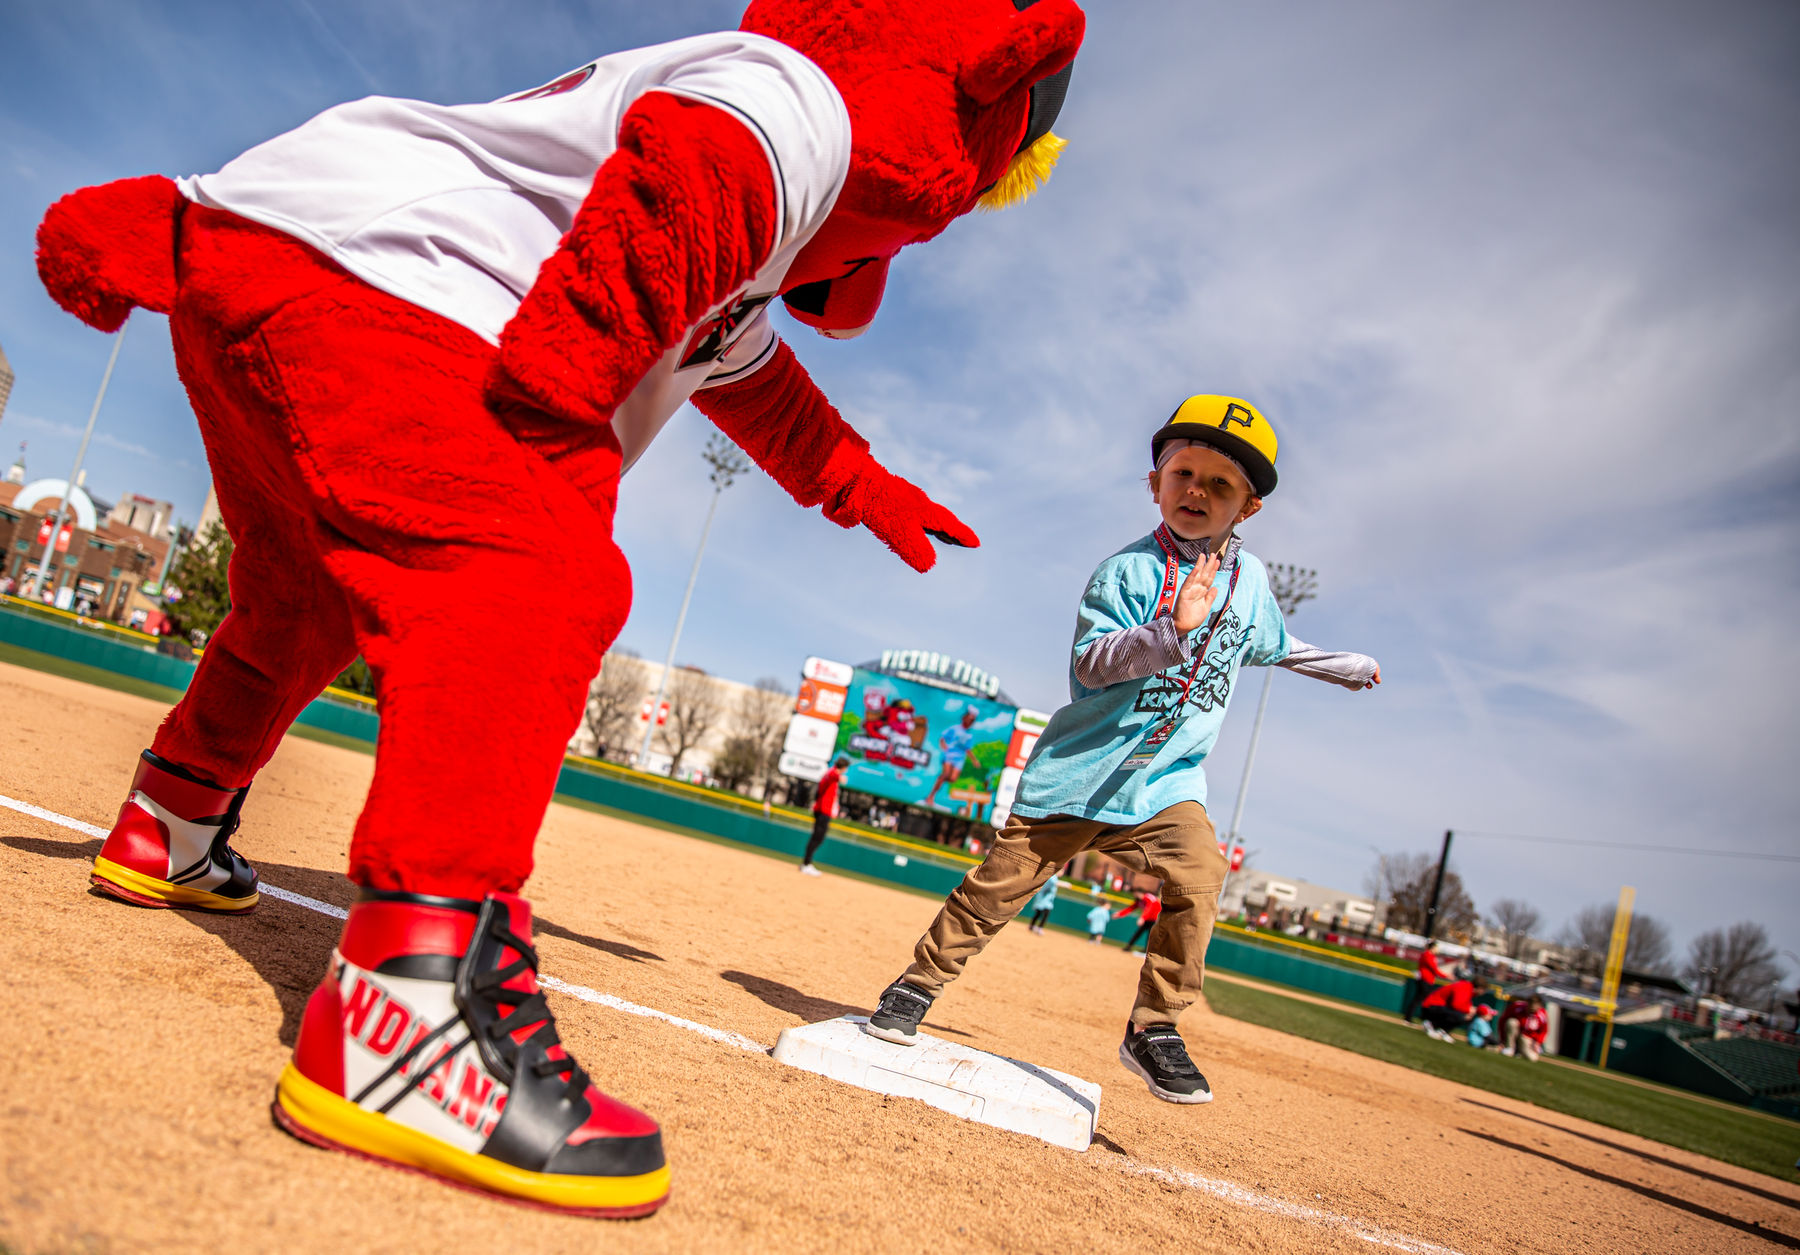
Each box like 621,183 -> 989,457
26,319 -> 127,604
1217,563 -> 1317,914
636,432 -> 751,773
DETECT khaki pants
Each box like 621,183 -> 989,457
902,801 -> 1228,1027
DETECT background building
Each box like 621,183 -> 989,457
1225,871 -> 1380,931
0,477 -> 172,621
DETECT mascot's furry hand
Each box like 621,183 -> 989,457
487,92 -> 776,432
690,339 -> 976,572
822,460 -> 979,573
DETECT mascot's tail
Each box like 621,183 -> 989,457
36,175 -> 184,332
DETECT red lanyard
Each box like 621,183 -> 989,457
1148,526 -> 1241,726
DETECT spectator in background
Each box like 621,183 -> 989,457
1500,994 -> 1549,1060
1404,940 -> 1451,1024
1115,889 -> 1162,955
1027,870 -> 1061,935
1086,901 -> 1112,945
799,755 -> 849,877
1466,1004 -> 1497,1049
1421,975 -> 1490,1042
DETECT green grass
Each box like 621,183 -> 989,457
1206,978 -> 1800,1181
0,638 -> 186,705
0,639 -> 373,759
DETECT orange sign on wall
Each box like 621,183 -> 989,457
795,677 -> 847,720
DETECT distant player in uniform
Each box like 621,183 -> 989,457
1404,939 -> 1451,1023
863,396 -> 1380,1104
1086,900 -> 1113,944
924,708 -> 980,808
1499,993 -> 1549,1059
800,754 -> 850,876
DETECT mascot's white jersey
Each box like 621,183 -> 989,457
179,33 -> 851,470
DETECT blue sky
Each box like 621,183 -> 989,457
3,1 -> 1797,980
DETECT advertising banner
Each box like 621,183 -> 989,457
834,667 -> 1016,824
35,517 -> 73,553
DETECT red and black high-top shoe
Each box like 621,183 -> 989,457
274,889 -> 668,1217
90,749 -> 260,912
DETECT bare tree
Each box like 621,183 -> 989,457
733,676 -> 792,799
710,735 -> 763,792
1625,915 -> 1673,975
1683,921 -> 1781,1004
1366,850 -> 1477,938
1487,898 -> 1543,960
580,649 -> 648,760
1559,904 -> 1674,976
659,666 -> 727,774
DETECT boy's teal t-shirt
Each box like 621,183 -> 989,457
1011,534 -> 1291,825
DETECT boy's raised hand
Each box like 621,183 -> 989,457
1171,550 -> 1222,635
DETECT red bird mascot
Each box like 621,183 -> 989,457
36,0 -> 1082,1219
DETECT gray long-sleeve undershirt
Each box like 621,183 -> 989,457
1071,535 -> 1377,691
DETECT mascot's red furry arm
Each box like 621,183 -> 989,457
690,344 -> 974,572
488,0 -> 1085,572
489,93 -> 775,432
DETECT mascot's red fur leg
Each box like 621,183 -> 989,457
160,208 -> 628,897
150,359 -> 360,789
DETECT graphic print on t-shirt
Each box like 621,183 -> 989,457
1133,608 -> 1253,720
679,292 -> 776,369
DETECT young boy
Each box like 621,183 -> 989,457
1086,900 -> 1112,944
862,395 -> 1380,1104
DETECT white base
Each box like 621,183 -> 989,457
771,1016 -> 1101,1151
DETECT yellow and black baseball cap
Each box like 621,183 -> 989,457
1149,395 -> 1279,496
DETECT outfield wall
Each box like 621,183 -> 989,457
0,605 -> 1405,1014
0,606 -> 380,742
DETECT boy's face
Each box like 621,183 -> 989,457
1150,446 -> 1262,542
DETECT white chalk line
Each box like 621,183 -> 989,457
0,790 -> 1465,1255
1117,1160 -> 1466,1255
538,974 -> 768,1055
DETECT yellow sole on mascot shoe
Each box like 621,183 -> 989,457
276,888 -> 669,1218
89,749 -> 261,913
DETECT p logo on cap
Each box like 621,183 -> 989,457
1150,394 -> 1280,497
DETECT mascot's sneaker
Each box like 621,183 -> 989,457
274,889 -> 669,1217
90,749 -> 259,912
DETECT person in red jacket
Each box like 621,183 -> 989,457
1115,889 -> 1163,954
1421,975 -> 1490,1042
1500,993 -> 1550,1060
801,754 -> 850,875
1403,939 -> 1452,1023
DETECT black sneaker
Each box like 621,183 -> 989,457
864,979 -> 934,1045
1119,1023 -> 1213,1104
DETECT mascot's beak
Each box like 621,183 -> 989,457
781,255 -> 890,339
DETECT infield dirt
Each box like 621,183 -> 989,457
2,659 -> 1796,1254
